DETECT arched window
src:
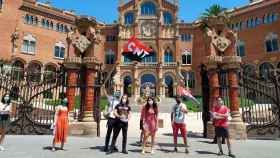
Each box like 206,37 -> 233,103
163,11 -> 173,25
27,62 -> 42,83
21,34 -> 36,54
259,62 -> 274,80
265,33 -> 279,52
44,64 -> 56,84
105,49 -> 115,64
54,42 -> 65,59
24,14 -> 30,24
182,48 -> 192,65
124,12 -> 134,25
181,71 -> 195,88
141,2 -> 156,16
12,60 -> 24,80
243,64 -> 256,77
164,47 -> 174,63
236,40 -> 246,57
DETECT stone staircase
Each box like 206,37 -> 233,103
129,96 -> 176,113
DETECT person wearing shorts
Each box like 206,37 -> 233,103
211,97 -> 235,157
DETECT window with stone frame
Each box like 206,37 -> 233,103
181,71 -> 195,89
236,40 -> 246,57
54,42 -> 65,59
259,62 -> 274,80
265,33 -> 279,53
181,34 -> 192,42
163,11 -> 173,25
21,34 -> 36,54
182,48 -> 192,65
106,35 -> 116,42
141,1 -> 156,16
263,13 -> 278,24
105,49 -> 115,64
124,12 -> 134,25
164,47 -> 174,63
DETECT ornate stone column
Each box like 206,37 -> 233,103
82,57 -> 98,122
205,55 -> 222,138
64,57 -> 82,121
223,56 -> 247,139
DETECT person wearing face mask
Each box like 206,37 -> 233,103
0,94 -> 11,151
141,97 -> 158,154
51,97 -> 69,152
171,95 -> 189,154
107,94 -> 131,155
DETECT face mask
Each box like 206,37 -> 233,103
62,98 -> 68,106
4,96 -> 9,103
148,100 -> 153,105
122,99 -> 127,104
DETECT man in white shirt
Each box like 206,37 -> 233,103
103,90 -> 120,152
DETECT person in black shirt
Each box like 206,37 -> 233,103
107,94 -> 131,154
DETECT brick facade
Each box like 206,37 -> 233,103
0,0 -> 280,97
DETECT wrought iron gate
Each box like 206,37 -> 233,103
0,64 -> 102,135
201,65 -> 280,138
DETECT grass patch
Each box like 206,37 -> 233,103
182,96 -> 202,112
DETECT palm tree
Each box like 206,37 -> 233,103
200,4 -> 227,19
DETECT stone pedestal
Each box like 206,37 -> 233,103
68,122 -> 97,136
206,121 -> 215,139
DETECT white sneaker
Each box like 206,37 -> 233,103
151,149 -> 155,154
0,146 -> 5,151
141,150 -> 145,154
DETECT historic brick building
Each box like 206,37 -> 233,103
0,0 -> 279,98
0,0 -> 75,80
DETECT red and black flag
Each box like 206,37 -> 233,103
122,35 -> 153,62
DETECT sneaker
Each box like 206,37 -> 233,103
141,150 -> 145,154
217,151 -> 224,156
229,152 -> 236,158
51,147 -> 55,152
185,148 -> 189,154
174,147 -> 178,152
0,146 -> 5,151
151,149 -> 155,154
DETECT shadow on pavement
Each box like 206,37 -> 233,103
156,148 -> 175,153
80,146 -> 104,152
42,146 -> 66,151
128,149 -> 142,153
162,132 -> 203,138
157,143 -> 186,147
195,150 -> 218,155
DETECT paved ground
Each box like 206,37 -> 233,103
1,135 -> 279,158
1,112 -> 279,158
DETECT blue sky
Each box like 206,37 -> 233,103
40,0 -> 249,23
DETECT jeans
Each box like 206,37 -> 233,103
110,120 -> 128,151
104,118 -> 117,150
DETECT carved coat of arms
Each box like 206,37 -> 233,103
72,35 -> 91,54
212,36 -> 231,52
